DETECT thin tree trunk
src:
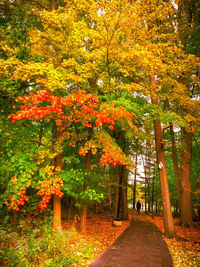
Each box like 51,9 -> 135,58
80,126 -> 93,233
117,166 -> 123,219
80,203 -> 87,232
80,151 -> 91,233
51,0 -> 56,10
145,177 -> 147,213
155,190 -> 158,214
53,151 -> 63,230
142,155 -> 148,213
121,166 -> 129,220
108,184 -> 112,211
133,154 -> 137,210
150,75 -> 176,237
152,169 -> 155,214
170,123 -> 182,213
180,129 -> 193,227
67,197 -> 73,221
105,164 -> 112,211
53,196 -> 61,229
114,165 -> 120,219
147,178 -> 151,212
52,125 -> 64,230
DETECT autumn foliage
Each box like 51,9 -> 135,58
4,177 -> 31,211
6,88 -> 137,211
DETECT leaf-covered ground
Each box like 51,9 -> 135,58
62,214 -> 131,266
63,213 -> 200,266
1,213 -> 199,266
143,214 -> 200,266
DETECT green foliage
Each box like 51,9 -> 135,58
0,223 -> 94,266
0,0 -> 199,231
60,167 -> 105,203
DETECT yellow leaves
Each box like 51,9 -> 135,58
10,176 -> 18,183
119,83 -> 149,94
184,114 -> 197,124
0,57 -> 21,79
0,44 -> 18,55
61,58 -> 77,68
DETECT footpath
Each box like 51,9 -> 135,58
90,212 -> 173,267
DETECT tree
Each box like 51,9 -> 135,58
1,0 -> 199,235
7,88 -> 137,230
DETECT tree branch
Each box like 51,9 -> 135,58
27,139 -> 45,146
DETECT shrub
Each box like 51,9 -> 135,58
0,224 -> 94,266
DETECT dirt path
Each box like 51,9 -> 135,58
90,212 -> 173,267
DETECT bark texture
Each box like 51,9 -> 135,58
170,123 -> 193,226
180,129 -> 193,227
151,75 -> 176,237
133,154 -> 137,210
53,152 -> 63,230
170,123 -> 182,211
51,0 -> 56,10
115,165 -> 129,220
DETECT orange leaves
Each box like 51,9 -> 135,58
4,179 -> 31,211
97,131 -> 133,168
145,215 -> 200,266
97,103 -> 137,132
62,213 -> 131,265
36,166 -> 64,210
36,177 -> 64,210
8,89 -> 64,123
8,89 -> 99,128
79,131 -> 134,169
9,89 -> 138,136
9,88 -> 136,171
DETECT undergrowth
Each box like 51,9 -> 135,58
0,223 -> 94,266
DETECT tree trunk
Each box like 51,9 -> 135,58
114,165 -> 120,219
153,119 -> 176,236
150,75 -> 176,237
80,126 -> 93,233
133,154 -> 137,210
117,166 -> 123,219
80,151 -> 91,233
80,203 -> 87,232
105,164 -> 112,211
67,197 -> 73,221
152,169 -> 155,213
51,0 -> 56,10
155,191 -> 158,214
53,196 -> 61,229
52,124 -> 64,230
53,152 -> 63,230
147,178 -> 151,212
170,123 -> 182,213
144,177 -> 147,213
115,165 -> 129,220
121,166 -> 129,220
180,129 -> 193,227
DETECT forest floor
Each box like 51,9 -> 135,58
1,212 -> 200,266
145,213 -> 200,266
62,213 -> 132,266
63,211 -> 200,266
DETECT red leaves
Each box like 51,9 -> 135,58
79,131 -> 134,168
36,177 -> 64,210
8,89 -> 136,210
8,89 -> 64,122
4,179 -> 31,211
9,89 -> 137,135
